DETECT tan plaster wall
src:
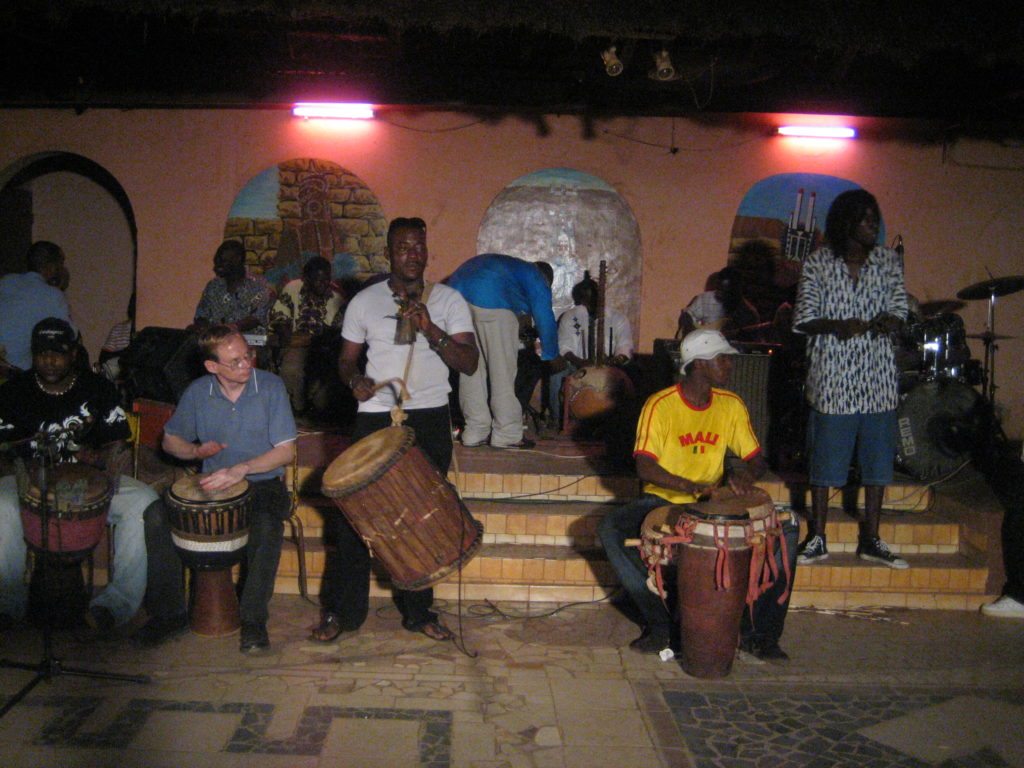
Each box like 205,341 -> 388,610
0,109 -> 1021,437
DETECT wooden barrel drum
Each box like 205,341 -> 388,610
322,425 -> 483,591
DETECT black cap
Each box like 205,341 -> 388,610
31,317 -> 76,354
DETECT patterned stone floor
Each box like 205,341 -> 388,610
1,595 -> 1022,767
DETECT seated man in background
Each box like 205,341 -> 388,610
0,241 -> 73,378
192,240 -> 275,335
140,326 -> 296,651
0,318 -> 157,637
599,329 -> 797,661
549,272 -> 634,428
269,256 -> 345,415
678,267 -> 761,341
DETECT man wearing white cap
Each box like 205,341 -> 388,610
599,328 -> 797,660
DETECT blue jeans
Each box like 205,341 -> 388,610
598,493 -> 674,635
0,473 -> 156,625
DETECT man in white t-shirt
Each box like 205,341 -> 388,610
311,217 -> 479,644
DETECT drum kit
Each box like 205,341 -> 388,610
895,274 -> 1023,480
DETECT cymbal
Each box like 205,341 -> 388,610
956,275 -> 1024,301
966,331 -> 1015,341
918,299 -> 966,317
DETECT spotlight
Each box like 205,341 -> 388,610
649,49 -> 678,82
602,46 -> 624,77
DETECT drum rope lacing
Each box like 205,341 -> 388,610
638,509 -> 792,621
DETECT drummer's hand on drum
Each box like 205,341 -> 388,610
200,465 -> 246,492
726,469 -> 756,496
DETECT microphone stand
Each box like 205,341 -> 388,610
0,434 -> 149,719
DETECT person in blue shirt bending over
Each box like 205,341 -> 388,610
447,254 -> 565,449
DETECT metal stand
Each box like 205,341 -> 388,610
0,451 -> 149,719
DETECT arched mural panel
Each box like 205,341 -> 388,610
224,158 -> 388,290
477,168 -> 641,346
728,172 -> 874,322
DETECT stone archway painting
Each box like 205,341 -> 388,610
224,158 -> 388,289
476,168 -> 641,347
728,172 -> 877,322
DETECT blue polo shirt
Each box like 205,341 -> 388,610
447,253 -> 560,360
165,369 -> 296,481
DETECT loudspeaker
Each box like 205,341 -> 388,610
724,353 -> 772,449
120,327 -> 202,404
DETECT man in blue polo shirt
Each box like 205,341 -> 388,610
447,254 -> 563,448
138,326 -> 296,651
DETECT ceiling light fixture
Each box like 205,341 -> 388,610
292,102 -> 375,119
778,125 -> 856,139
602,46 -> 624,77
649,49 -> 677,82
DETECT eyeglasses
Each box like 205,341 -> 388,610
216,350 -> 256,370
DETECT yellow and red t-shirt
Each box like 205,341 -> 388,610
633,384 -> 761,505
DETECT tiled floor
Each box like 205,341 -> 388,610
2,593 -> 1022,767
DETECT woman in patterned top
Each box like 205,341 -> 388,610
793,188 -> 910,570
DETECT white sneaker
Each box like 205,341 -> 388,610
980,595 -> 1024,619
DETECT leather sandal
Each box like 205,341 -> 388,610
309,611 -> 345,643
412,619 -> 454,641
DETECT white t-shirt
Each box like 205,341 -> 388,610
557,305 -> 634,359
342,280 -> 475,412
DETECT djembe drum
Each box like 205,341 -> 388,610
20,463 -> 114,627
638,487 -> 780,679
165,475 -> 251,636
322,425 -> 482,591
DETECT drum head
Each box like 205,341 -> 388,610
322,425 -> 415,498
23,463 -> 112,506
686,486 -> 773,521
897,380 -> 983,480
168,474 -> 250,504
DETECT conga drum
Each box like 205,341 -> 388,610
20,463 -> 114,627
646,488 -> 774,679
322,426 -> 483,591
20,463 -> 113,558
165,475 -> 251,637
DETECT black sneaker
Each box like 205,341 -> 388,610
134,613 -> 190,648
628,626 -> 671,655
857,537 -> 909,569
240,622 -> 270,653
797,534 -> 829,564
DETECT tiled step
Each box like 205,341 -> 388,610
270,535 -> 992,611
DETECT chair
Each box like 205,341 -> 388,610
286,447 -> 309,600
131,398 -> 177,480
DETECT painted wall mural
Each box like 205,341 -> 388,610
728,172 -> 876,322
224,158 -> 388,288
476,168 -> 641,347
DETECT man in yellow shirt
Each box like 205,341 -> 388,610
599,329 -> 774,655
